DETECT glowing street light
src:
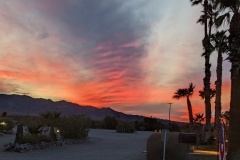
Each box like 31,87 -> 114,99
0,121 -> 6,126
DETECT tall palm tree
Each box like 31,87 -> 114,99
211,30 -> 228,144
190,0 -> 215,132
173,83 -> 195,129
214,1 -> 240,159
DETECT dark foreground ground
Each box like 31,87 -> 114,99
0,129 -> 152,160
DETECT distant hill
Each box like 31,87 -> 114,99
0,94 -> 145,122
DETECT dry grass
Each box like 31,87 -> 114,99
146,132 -> 189,160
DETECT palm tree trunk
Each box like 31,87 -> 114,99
204,55 -> 212,132
204,0 -> 208,38
227,12 -> 240,160
187,96 -> 194,130
214,49 -> 222,144
203,0 -> 212,132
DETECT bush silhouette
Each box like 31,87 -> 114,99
147,132 -> 188,160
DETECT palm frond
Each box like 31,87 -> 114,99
199,90 -> 205,99
210,88 -> 216,98
199,88 -> 216,99
197,14 -> 205,24
214,12 -> 231,28
190,0 -> 203,6
173,88 -> 188,99
193,113 -> 205,124
211,30 -> 229,53
188,83 -> 196,96
214,0 -> 239,13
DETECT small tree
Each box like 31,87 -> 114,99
116,121 -> 135,133
173,83 -> 195,131
57,115 -> 91,140
144,117 -> 163,131
103,116 -> 118,130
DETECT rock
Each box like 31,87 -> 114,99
4,146 -> 13,151
3,143 -> 9,147
9,143 -> 16,149
15,123 -> 23,144
13,146 -> 20,152
40,142 -> 47,149
33,144 -> 40,150
56,141 -> 64,146
50,142 -> 56,147
20,144 -> 27,150
3,140 -> 64,152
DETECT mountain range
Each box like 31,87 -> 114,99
0,94 -> 148,122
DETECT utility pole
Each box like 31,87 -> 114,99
167,103 -> 173,124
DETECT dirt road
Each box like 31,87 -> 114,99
0,129 -> 152,160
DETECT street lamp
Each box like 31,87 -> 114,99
167,103 -> 173,124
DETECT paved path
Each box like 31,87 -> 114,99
0,129 -> 152,160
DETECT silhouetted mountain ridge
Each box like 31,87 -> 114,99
0,94 -> 144,121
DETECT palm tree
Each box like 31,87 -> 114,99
193,113 -> 205,125
199,88 -> 216,99
213,1 -> 240,158
173,83 -> 195,129
193,113 -> 205,144
211,30 -> 228,144
190,0 -> 215,132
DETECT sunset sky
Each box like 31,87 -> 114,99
0,0 -> 231,122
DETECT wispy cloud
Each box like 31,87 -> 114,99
0,0 -> 231,121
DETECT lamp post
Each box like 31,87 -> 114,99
167,103 -> 173,124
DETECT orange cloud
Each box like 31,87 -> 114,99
0,0 -> 232,123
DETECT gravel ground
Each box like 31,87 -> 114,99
0,129 -> 152,160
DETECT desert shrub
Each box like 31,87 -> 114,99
27,123 -> 42,135
21,135 -> 52,144
134,121 -> 145,130
21,117 -> 44,127
0,118 -> 15,132
39,112 -> 61,141
21,116 -> 58,143
167,123 -> 180,132
144,117 -> 164,131
103,116 -> 118,129
19,120 -> 51,144
147,132 -> 188,160
91,120 -> 104,129
116,121 -> 135,133
57,115 -> 91,140
39,112 -> 61,126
